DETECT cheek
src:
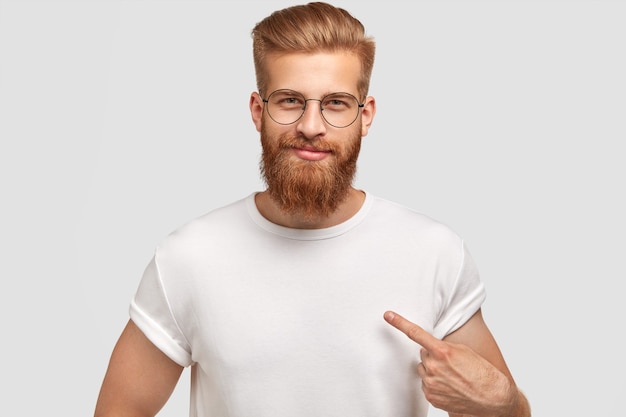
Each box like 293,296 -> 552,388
262,119 -> 298,144
260,122 -> 286,153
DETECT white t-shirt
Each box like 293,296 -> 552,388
130,192 -> 486,417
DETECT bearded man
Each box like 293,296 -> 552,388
253,49 -> 371,226
94,3 -> 531,417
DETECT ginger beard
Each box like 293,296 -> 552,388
260,123 -> 361,220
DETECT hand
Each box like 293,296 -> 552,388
383,311 -> 516,417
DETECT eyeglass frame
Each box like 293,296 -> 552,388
261,89 -> 365,128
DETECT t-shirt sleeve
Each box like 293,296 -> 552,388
129,253 -> 194,367
432,241 -> 486,340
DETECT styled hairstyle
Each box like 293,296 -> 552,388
251,2 -> 376,99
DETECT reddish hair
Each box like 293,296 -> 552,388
251,2 -> 376,99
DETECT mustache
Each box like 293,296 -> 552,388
276,135 -> 337,153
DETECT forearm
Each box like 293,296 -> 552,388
447,383 -> 530,417
464,387 -> 530,417
486,381 -> 531,417
505,388 -> 531,417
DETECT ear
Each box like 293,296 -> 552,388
249,92 -> 264,133
360,96 -> 376,137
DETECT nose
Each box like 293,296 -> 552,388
296,99 -> 327,139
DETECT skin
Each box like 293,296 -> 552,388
384,310 -> 531,417
94,320 -> 183,417
250,51 -> 376,229
94,51 -> 530,417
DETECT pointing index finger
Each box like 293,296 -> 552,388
383,311 -> 440,351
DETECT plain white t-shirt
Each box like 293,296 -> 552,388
130,192 -> 486,417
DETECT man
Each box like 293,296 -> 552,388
94,2 -> 530,417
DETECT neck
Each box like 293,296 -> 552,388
255,187 -> 366,229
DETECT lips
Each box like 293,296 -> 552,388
291,145 -> 331,161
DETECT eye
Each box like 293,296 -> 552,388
282,97 -> 301,105
270,90 -> 305,109
322,94 -> 356,111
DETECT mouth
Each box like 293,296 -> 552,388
290,145 -> 332,161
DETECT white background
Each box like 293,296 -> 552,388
1,0 -> 624,415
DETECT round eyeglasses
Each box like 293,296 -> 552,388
262,89 -> 364,128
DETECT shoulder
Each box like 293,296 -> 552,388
368,195 -> 463,247
156,195 -> 252,258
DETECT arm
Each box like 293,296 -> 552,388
94,319 -> 184,417
443,309 -> 530,417
384,309 -> 530,417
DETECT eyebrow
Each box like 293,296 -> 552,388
279,89 -> 359,98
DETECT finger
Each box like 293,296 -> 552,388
416,361 -> 427,379
383,311 -> 440,351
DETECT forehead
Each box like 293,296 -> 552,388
264,51 -> 361,96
